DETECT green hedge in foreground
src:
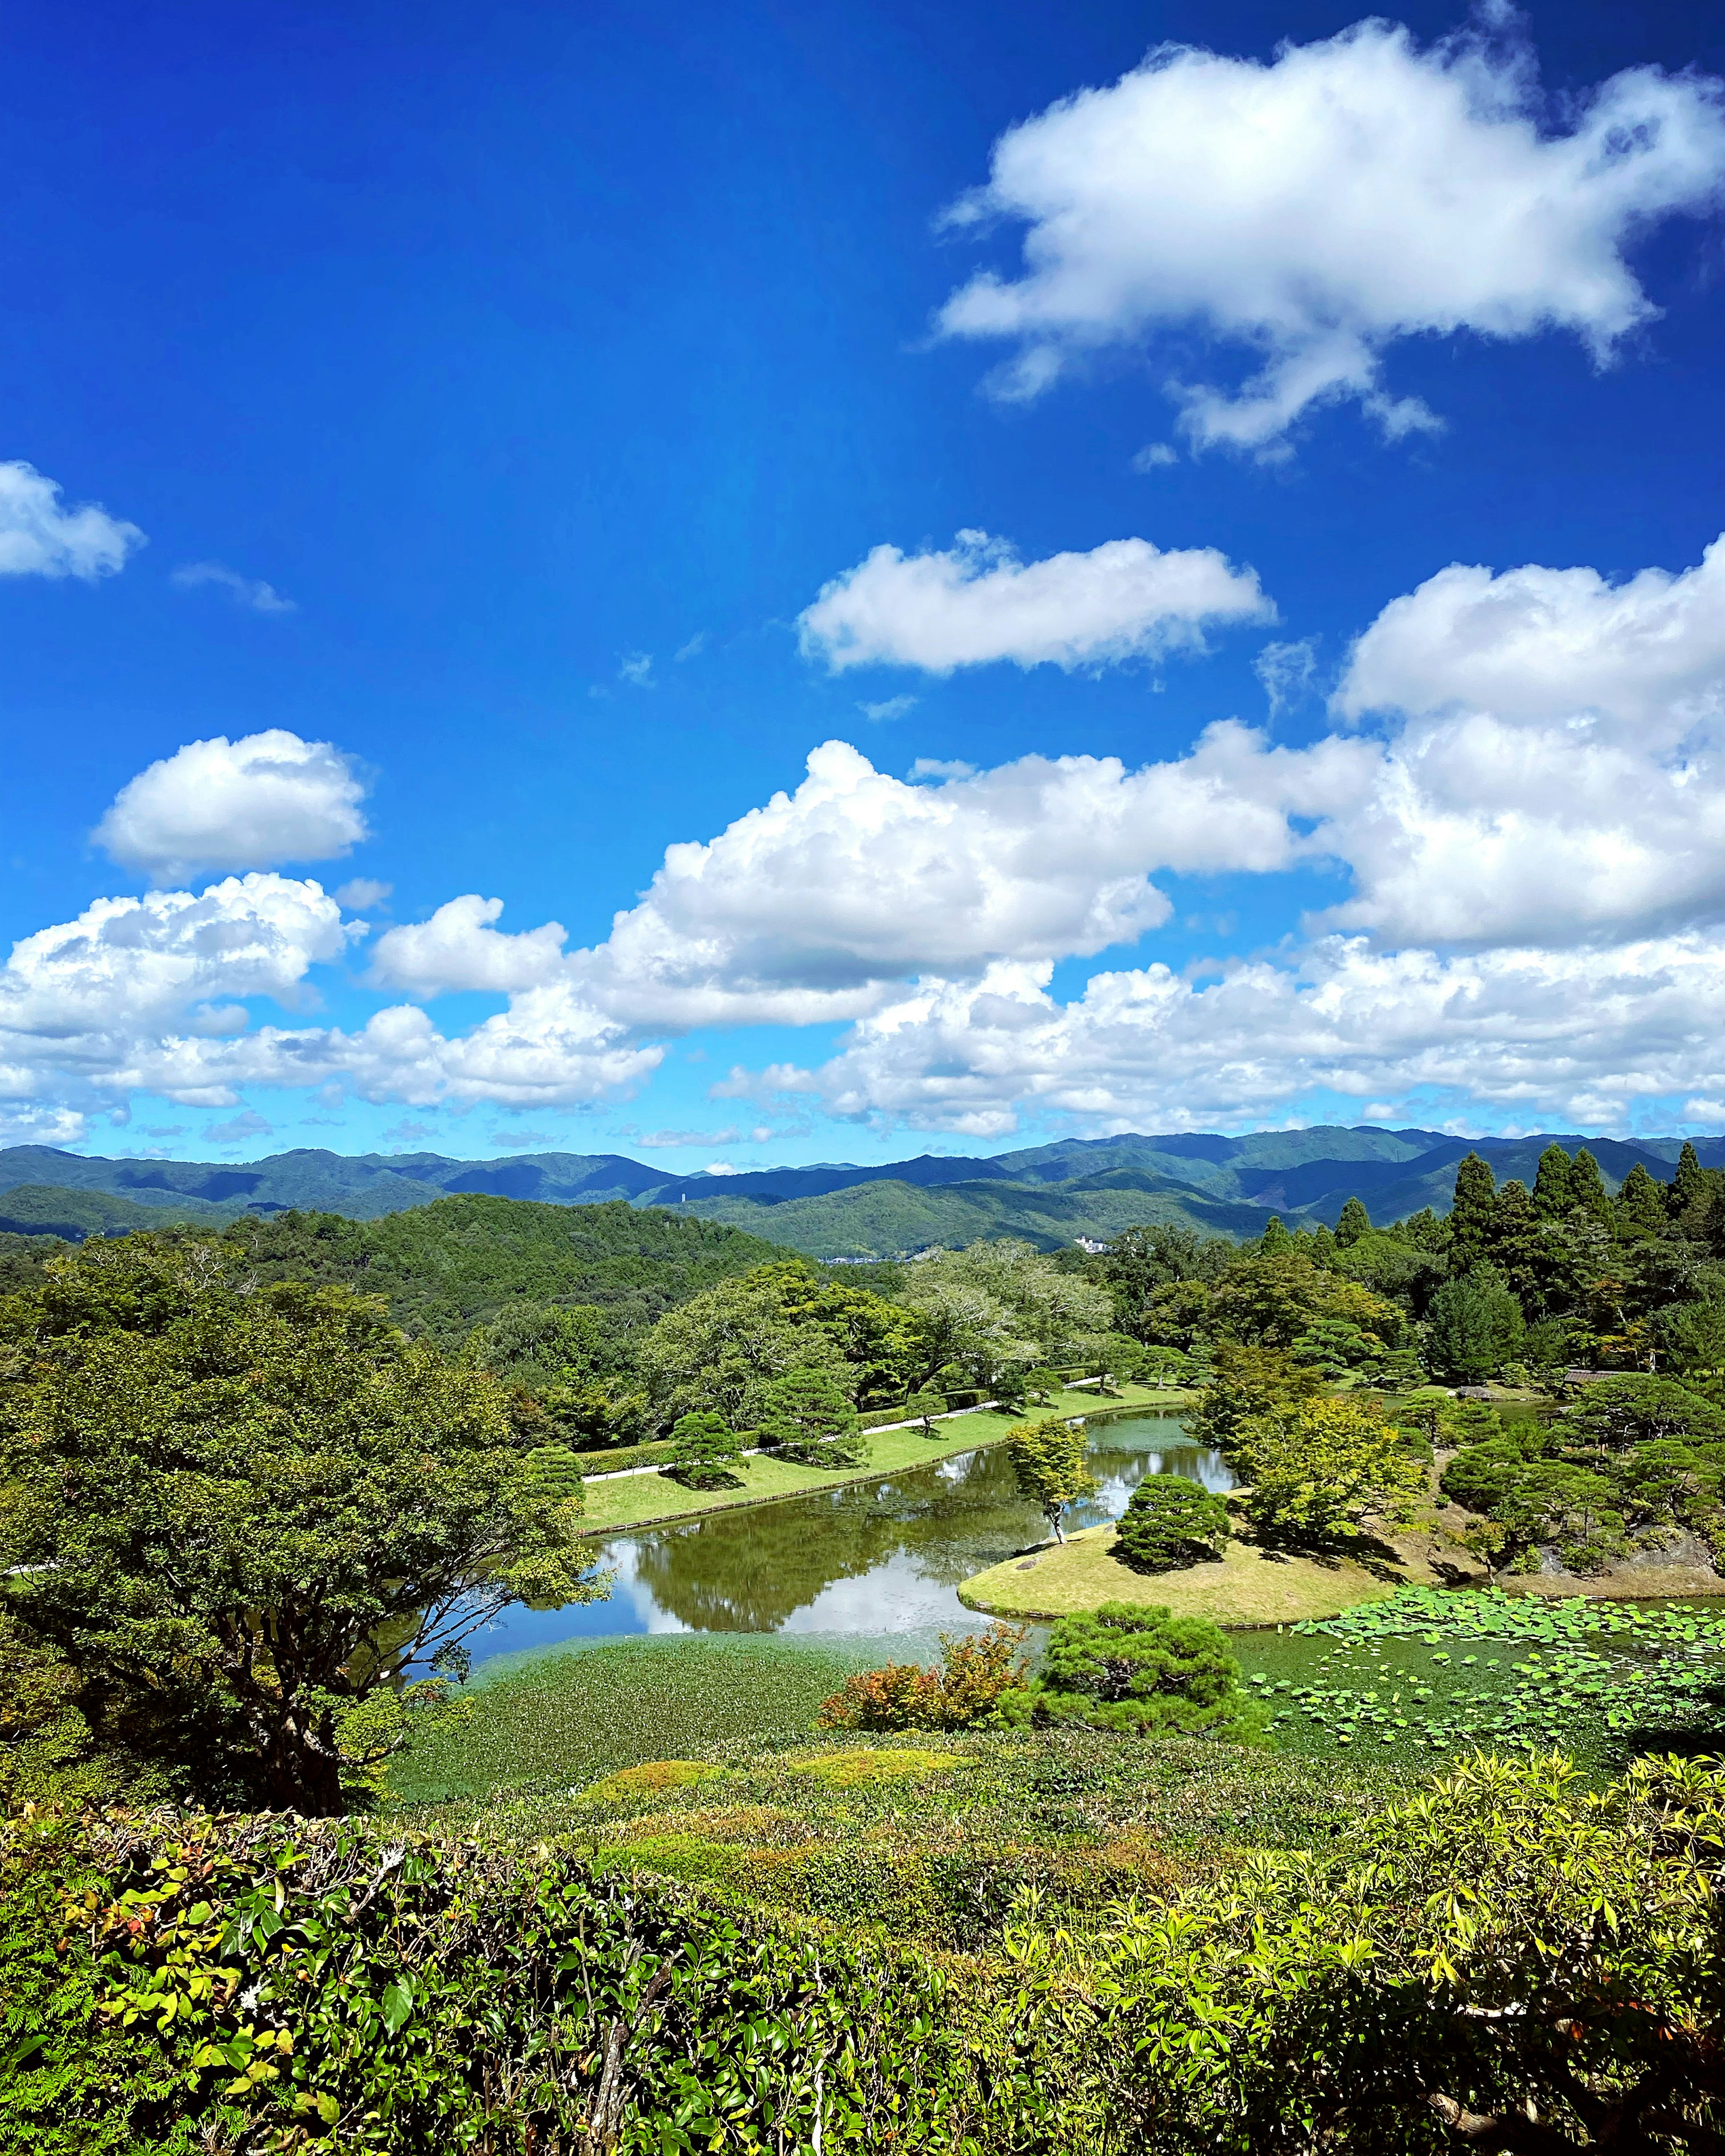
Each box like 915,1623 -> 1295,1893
0,1810 -> 1090,2156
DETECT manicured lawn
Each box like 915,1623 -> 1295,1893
579,1383 -> 1186,1534
959,1523 -> 1405,1626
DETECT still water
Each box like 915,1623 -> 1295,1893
471,1415 -> 1228,1675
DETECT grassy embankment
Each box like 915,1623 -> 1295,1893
578,1380 -> 1195,1534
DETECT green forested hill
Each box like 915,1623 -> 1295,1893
215,1196 -> 800,1347
675,1171 -> 1275,1258
0,1182 -> 239,1239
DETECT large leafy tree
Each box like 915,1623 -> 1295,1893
1007,1415 -> 1097,1542
900,1240 -> 1113,1387
0,1239 -> 604,1814
635,1262 -> 915,1425
1231,1396 -> 1427,1551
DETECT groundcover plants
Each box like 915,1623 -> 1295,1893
1257,1586 -> 1725,1765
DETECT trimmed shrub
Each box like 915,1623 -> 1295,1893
1113,1476 -> 1230,1573
1030,1603 -> 1262,1741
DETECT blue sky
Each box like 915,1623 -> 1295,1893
5,0 -> 1725,1168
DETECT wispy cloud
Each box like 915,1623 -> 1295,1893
859,694 -> 918,722
172,561 -> 296,614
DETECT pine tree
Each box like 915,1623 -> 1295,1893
1449,1153 -> 1499,1272
1533,1144 -> 1575,1220
1569,1149 -> 1613,1226
1616,1162 -> 1668,1238
1335,1196 -> 1371,1247
1671,1140 -> 1707,1222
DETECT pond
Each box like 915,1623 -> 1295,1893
469,1414 -> 1228,1674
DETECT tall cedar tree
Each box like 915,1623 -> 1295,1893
1617,1162 -> 1669,1237
1334,1195 -> 1371,1247
1532,1144 -> 1576,1219
1448,1153 -> 1499,1271
1671,1139 -> 1708,1220
1568,1148 -> 1614,1226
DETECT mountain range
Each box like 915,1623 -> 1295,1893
2,1125 -> 1720,1259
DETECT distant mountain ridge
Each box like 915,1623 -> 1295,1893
1,1126 -> 1720,1259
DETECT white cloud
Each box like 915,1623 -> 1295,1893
0,460 -> 143,579
370,896 -> 568,996
935,18 -> 1725,449
798,530 -> 1270,673
95,730 -> 371,884
637,1126 -> 742,1147
859,695 -> 918,722
806,934 -> 1725,1135
619,653 -> 655,686
335,879 -> 393,910
908,758 -> 975,781
1315,534 -> 1725,946
674,633 -> 708,662
1255,638 -> 1318,717
21,523 -> 1725,1143
571,732 -> 1372,1029
1336,539 -> 1725,739
172,561 -> 296,614
1131,443 -> 1179,471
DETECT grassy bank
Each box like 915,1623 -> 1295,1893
959,1522 -> 1403,1625
579,1381 -> 1188,1534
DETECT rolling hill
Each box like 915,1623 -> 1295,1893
1,1125 -> 1718,1259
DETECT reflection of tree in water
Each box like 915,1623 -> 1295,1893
627,1424 -> 1228,1634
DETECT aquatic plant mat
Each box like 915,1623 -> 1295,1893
1235,1585 -> 1725,1775
389,1635 -> 877,1804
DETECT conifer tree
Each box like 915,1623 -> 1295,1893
1335,1195 -> 1371,1247
1672,1140 -> 1707,1221
1532,1144 -> 1575,1220
1568,1149 -> 1613,1226
1448,1153 -> 1499,1271
1616,1162 -> 1668,1238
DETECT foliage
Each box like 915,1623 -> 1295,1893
1425,1264 -> 1527,1380
1231,1395 -> 1428,1551
815,1626 -> 1033,1732
661,1409 -> 744,1489
1564,1373 -> 1725,1450
0,1807 -> 1086,2156
635,1261 -> 916,1427
0,1237 -> 606,1813
1205,1251 -> 1405,1367
898,1239 -> 1113,1392
1185,1340 -> 1326,1454
1007,1416 -> 1098,1542
1485,1460 -> 1628,1573
219,1196 -> 795,1354
757,1365 -> 865,1465
1090,1750 -> 1725,2156
1112,1475 -> 1230,1573
1027,1603 -> 1261,1740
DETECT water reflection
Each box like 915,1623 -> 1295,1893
471,1416 -> 1228,1668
